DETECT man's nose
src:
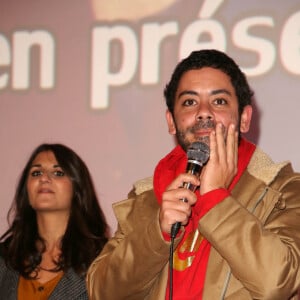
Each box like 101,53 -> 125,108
196,102 -> 213,121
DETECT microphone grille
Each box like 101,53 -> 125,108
187,141 -> 210,165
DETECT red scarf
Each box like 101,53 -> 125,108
153,138 -> 256,299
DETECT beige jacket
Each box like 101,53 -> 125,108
87,147 -> 300,299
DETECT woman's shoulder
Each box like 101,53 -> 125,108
0,242 -> 11,274
0,244 -> 9,284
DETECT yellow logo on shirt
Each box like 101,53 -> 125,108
173,229 -> 203,271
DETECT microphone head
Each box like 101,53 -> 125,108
187,141 -> 210,165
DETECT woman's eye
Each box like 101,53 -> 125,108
29,169 -> 65,177
53,170 -> 65,177
31,170 -> 42,177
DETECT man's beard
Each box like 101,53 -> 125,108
175,119 -> 215,152
175,118 -> 242,152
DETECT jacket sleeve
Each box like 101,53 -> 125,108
199,166 -> 300,300
86,189 -> 175,300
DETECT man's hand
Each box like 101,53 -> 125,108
159,173 -> 200,234
200,122 -> 238,195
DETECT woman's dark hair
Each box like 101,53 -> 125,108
0,143 -> 108,278
164,49 -> 254,115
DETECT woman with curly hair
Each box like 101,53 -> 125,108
0,143 -> 108,299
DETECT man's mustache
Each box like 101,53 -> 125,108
190,119 -> 215,133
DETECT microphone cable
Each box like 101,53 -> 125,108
169,229 -> 177,300
169,221 -> 181,300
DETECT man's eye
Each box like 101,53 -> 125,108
53,170 -> 65,177
214,98 -> 227,105
183,99 -> 196,106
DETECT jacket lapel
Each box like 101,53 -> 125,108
49,269 -> 88,299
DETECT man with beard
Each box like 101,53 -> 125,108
87,49 -> 300,300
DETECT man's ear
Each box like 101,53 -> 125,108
240,105 -> 252,133
166,110 -> 176,135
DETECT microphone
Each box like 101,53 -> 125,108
170,141 -> 210,239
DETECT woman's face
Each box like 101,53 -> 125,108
26,151 -> 73,214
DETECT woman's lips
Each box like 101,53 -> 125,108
38,188 -> 54,193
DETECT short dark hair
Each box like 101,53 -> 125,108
164,49 -> 253,115
0,143 -> 108,278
